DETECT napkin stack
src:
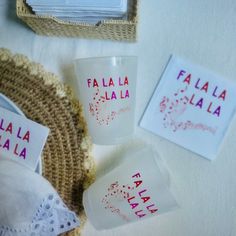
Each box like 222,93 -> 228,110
26,0 -> 128,24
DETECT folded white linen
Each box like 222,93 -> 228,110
0,160 -> 80,236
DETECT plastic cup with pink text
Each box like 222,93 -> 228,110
83,147 -> 178,230
74,56 -> 137,145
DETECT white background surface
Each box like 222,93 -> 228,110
1,0 -> 236,236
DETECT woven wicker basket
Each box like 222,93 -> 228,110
0,48 -> 96,235
16,0 -> 138,41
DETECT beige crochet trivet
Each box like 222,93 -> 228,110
0,48 -> 95,236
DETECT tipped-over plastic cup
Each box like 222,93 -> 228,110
83,147 -> 178,230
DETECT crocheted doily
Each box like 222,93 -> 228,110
0,48 -> 96,236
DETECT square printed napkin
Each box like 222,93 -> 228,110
140,56 -> 236,160
0,106 -> 49,171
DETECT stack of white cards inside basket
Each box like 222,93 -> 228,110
26,0 -> 128,24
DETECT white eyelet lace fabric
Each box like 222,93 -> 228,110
0,193 -> 79,236
0,160 -> 80,236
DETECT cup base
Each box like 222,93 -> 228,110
83,190 -> 104,230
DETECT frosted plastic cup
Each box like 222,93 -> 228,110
83,147 -> 178,230
74,56 -> 137,145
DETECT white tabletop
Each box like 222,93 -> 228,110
1,0 -> 236,235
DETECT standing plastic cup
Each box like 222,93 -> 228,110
74,56 -> 137,145
83,147 -> 178,230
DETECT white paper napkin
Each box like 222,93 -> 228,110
140,56 -> 236,160
26,0 -> 128,23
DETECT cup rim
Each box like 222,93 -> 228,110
74,55 -> 137,63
